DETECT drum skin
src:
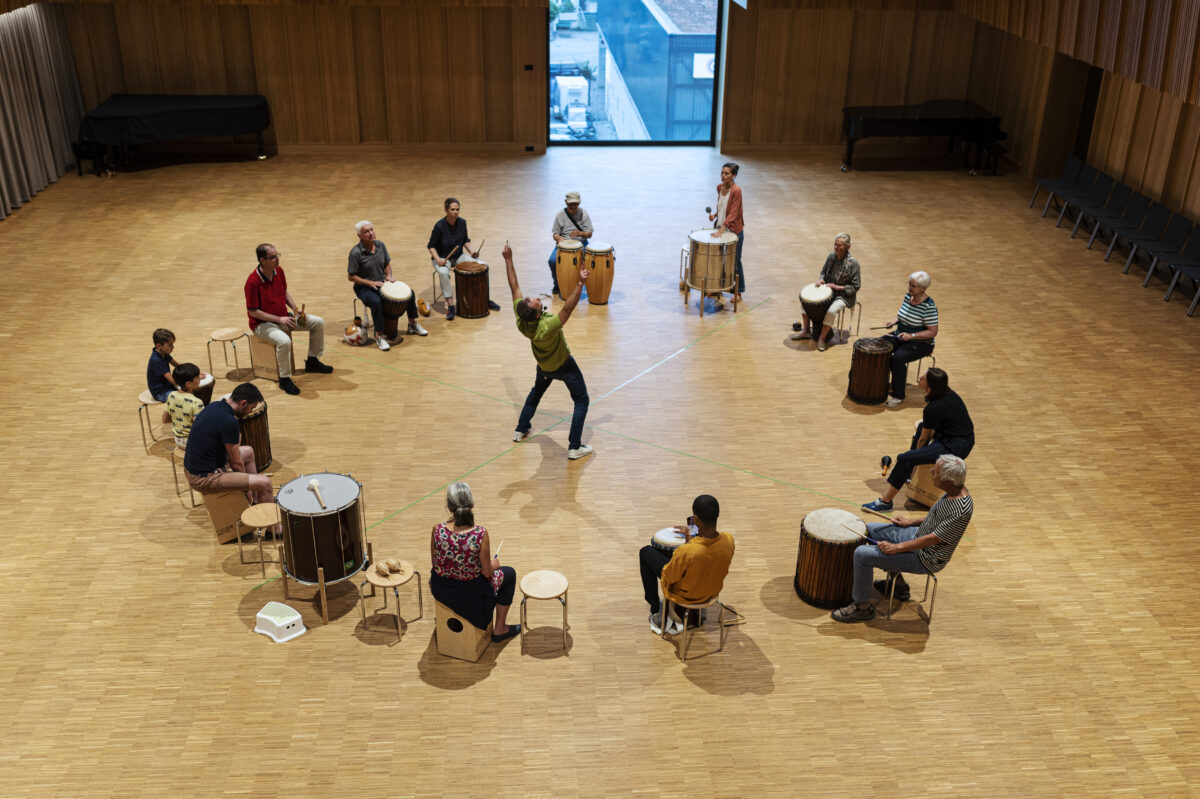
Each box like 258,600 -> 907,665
555,240 -> 584,298
794,508 -> 866,609
847,337 -> 894,405
238,401 -> 271,470
584,242 -> 615,305
799,283 -> 834,335
650,527 -> 686,553
453,264 -> 490,318
277,473 -> 366,585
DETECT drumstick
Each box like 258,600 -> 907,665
841,522 -> 880,545
859,504 -> 896,522
475,239 -> 485,257
868,324 -> 891,330
494,539 -> 503,557
307,479 -> 326,509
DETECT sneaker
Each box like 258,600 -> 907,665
279,377 -> 300,395
488,300 -> 501,311
446,306 -> 456,321
874,576 -> 911,601
832,603 -> 876,623
513,430 -> 529,442
305,357 -> 334,374
377,337 -> 390,351
648,613 -> 664,635
886,396 -> 904,408
407,323 -> 428,337
789,332 -> 807,341
862,498 -> 893,513
417,298 -> 431,317
817,340 -> 826,352
567,444 -> 593,460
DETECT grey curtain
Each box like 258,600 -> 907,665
0,3 -> 84,221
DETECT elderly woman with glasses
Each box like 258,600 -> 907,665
881,271 -> 937,408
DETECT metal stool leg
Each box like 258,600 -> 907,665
520,596 -> 528,653
560,592 -> 568,651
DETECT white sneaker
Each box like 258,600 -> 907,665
408,323 -> 428,337
513,430 -> 528,442
648,613 -> 663,635
377,337 -> 390,351
789,332 -> 808,341
886,396 -> 904,408
567,444 -> 593,460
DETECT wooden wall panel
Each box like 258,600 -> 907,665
60,0 -> 545,148
720,1 -> 756,145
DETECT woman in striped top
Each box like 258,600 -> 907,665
883,270 -> 938,408
832,454 -> 972,623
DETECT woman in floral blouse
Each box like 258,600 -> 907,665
429,482 -> 519,642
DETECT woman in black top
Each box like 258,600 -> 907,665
862,367 -> 974,513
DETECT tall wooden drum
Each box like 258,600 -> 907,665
847,337 -> 894,405
794,507 -> 866,609
238,400 -> 272,470
555,240 -> 584,297
584,242 -> 615,304
453,261 -> 490,318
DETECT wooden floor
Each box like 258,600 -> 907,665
2,144 -> 1199,798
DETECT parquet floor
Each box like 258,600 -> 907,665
2,144 -> 1198,798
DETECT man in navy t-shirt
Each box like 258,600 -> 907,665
184,383 -> 274,511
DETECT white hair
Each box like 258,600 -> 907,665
834,232 -> 851,248
909,270 -> 931,288
936,454 -> 966,487
355,220 -> 373,234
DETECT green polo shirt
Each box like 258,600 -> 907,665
515,299 -> 570,372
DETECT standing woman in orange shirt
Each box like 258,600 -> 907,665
709,162 -> 745,303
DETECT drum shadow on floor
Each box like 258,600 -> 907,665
235,576 -> 360,631
671,294 -> 736,317
416,631 -> 498,689
677,628 -> 775,696
759,574 -> 831,624
840,395 -> 889,415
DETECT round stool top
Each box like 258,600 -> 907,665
521,569 -> 568,600
139,389 -> 160,405
365,559 -> 416,588
241,503 -> 281,528
211,327 -> 244,342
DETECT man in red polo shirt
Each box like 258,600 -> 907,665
245,243 -> 332,395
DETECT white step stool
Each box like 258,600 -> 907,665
255,601 -> 306,643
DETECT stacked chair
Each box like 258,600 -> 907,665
1030,157 -> 1199,317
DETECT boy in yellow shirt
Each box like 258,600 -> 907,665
162,363 -> 205,447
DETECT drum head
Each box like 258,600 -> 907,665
557,239 -> 583,251
800,283 -> 833,303
277,472 -> 361,514
453,261 -> 488,273
801,508 -> 866,544
690,228 -> 737,245
651,527 -> 687,550
198,373 -> 214,388
241,400 -> 267,420
381,281 -> 412,301
585,241 -> 613,254
854,337 -> 894,355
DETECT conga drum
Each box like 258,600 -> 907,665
453,260 -> 490,318
194,373 -> 215,405
794,508 -> 866,609
276,472 -> 367,585
380,281 -> 412,340
799,283 -> 834,337
238,400 -> 272,470
584,242 -> 615,304
847,337 -> 894,405
555,240 -> 584,297
686,229 -> 738,293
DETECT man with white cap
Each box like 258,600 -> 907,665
547,191 -> 595,297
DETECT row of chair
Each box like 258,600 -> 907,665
1030,155 -> 1200,316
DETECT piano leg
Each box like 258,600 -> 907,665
256,132 -> 267,161
842,138 -> 856,172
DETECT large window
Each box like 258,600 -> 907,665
549,0 -> 720,143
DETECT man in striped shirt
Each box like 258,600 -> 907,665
833,454 -> 973,623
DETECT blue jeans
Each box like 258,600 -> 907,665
852,523 -> 931,603
733,230 -> 745,292
355,283 -> 414,334
516,355 -> 589,450
548,238 -> 589,293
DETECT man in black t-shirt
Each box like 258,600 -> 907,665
863,368 -> 974,513
184,383 -> 274,509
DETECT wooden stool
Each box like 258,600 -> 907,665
359,555 -> 423,642
170,446 -> 199,508
906,464 -> 944,508
519,569 -> 569,654
883,572 -> 938,623
237,503 -> 279,579
247,329 -> 296,382
138,389 -> 165,451
660,594 -> 744,662
434,600 -> 492,661
202,488 -> 250,544
207,327 -> 250,379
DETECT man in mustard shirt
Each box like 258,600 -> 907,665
504,242 -> 593,460
639,494 -> 735,634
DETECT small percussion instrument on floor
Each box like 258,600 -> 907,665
194,373 -> 215,405
277,472 -> 367,586
453,260 -> 490,318
379,281 -> 412,340
794,507 -> 866,609
555,240 -> 584,297
650,527 -> 687,553
799,283 -> 834,337
584,241 -> 615,304
238,399 -> 272,470
685,229 -> 737,294
847,337 -> 894,405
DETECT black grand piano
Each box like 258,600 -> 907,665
841,100 -> 1003,171
78,94 -> 271,170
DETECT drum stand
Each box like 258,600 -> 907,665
680,248 -> 739,318
278,551 -> 330,625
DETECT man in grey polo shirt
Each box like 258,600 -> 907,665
347,220 -> 426,350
